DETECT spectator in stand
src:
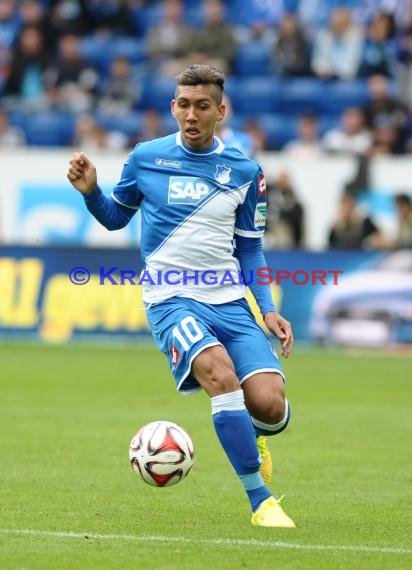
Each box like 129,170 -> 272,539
0,0 -> 19,50
394,8 -> 412,105
3,25 -> 51,110
52,33 -> 99,113
88,0 -> 138,37
234,0 -> 285,29
54,33 -> 96,86
265,171 -> 305,250
48,0 -> 94,40
145,0 -> 193,77
273,12 -> 311,77
368,117 -> 400,155
18,0 -> 55,54
322,107 -> 372,155
214,94 -> 256,157
97,56 -> 140,115
0,0 -> 17,83
235,18 -> 277,48
0,45 -> 10,88
187,0 -> 236,75
131,108 -> 168,146
244,119 -> 268,152
72,112 -> 128,151
363,74 -> 408,154
328,193 -> 382,250
297,0 -> 331,40
358,11 -> 396,78
380,0 -> 412,31
283,112 -> 323,158
311,7 -> 363,80
0,107 -> 26,147
392,193 -> 412,248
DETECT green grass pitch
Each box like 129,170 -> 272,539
0,342 -> 411,570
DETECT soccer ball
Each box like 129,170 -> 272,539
129,420 -> 195,487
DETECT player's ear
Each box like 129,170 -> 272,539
171,100 -> 176,117
217,104 -> 226,123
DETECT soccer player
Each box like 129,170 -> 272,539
67,64 -> 295,528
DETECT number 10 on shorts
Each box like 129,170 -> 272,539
172,316 -> 204,351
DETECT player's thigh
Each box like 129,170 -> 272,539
222,303 -> 286,419
191,344 -> 239,396
146,297 -> 220,393
223,302 -> 285,385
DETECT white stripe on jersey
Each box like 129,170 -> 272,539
143,183 -> 251,305
234,227 -> 264,238
111,193 -> 140,210
146,180 -> 252,264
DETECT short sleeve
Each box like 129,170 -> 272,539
234,167 -> 267,238
111,150 -> 142,210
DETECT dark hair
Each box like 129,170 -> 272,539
300,111 -> 318,122
395,193 -> 411,206
175,64 -> 225,104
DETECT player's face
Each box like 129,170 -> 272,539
171,85 -> 225,150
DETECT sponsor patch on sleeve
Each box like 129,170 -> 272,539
254,202 -> 267,227
258,175 -> 267,196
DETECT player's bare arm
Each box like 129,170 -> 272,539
264,312 -> 293,358
67,151 -> 98,195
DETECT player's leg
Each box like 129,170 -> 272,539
222,304 -> 290,485
242,371 -> 291,439
240,374 -> 294,527
219,300 -> 295,527
146,296 -> 267,506
242,371 -> 290,485
146,297 -> 294,526
191,345 -> 272,513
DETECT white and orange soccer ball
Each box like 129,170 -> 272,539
129,421 -> 195,487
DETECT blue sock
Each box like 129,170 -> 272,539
211,390 -> 271,511
252,399 -> 291,437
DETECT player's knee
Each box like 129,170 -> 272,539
269,392 -> 286,424
207,366 -> 239,394
195,358 -> 240,395
192,346 -> 241,395
251,397 -> 291,436
253,391 -> 286,425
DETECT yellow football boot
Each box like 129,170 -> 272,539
257,435 -> 272,486
251,496 -> 296,528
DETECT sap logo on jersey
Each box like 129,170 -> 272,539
168,177 -> 214,204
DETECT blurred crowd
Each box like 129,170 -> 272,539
264,167 -> 412,251
0,0 -> 412,251
1,0 -> 412,154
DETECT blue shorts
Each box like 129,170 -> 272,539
145,297 -> 284,394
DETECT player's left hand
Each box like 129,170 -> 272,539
264,312 -> 293,358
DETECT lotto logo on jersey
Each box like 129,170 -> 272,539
170,343 -> 181,368
258,175 -> 266,196
168,177 -> 214,204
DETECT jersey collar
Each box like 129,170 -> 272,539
176,132 -> 225,155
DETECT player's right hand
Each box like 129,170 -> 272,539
264,312 -> 294,358
67,152 -> 98,195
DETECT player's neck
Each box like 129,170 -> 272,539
179,132 -> 220,154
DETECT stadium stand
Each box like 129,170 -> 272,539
0,0 -> 410,152
225,77 -> 282,114
11,109 -> 75,147
232,39 -> 273,78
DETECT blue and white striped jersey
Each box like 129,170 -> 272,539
111,131 -> 267,304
